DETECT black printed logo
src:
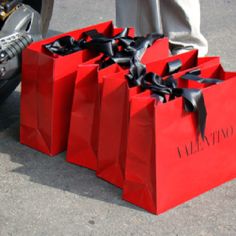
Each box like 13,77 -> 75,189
177,126 -> 234,159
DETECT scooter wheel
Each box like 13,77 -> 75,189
0,0 -> 54,104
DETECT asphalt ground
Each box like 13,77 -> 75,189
0,0 -> 236,235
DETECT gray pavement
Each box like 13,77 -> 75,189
0,0 -> 236,235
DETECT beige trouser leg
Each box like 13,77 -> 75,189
115,0 -> 163,35
116,0 -> 208,56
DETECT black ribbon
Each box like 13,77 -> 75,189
181,72 -> 222,84
44,35 -> 82,56
44,29 -> 164,89
44,28 -> 130,57
141,72 -> 222,139
166,59 -> 182,75
99,33 -> 164,70
44,29 -> 164,61
79,28 -> 130,57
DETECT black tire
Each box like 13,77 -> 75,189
0,0 -> 54,104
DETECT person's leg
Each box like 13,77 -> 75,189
116,0 -> 208,57
115,0 -> 163,35
160,0 -> 208,56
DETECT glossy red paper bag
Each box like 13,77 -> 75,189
123,64 -> 236,214
97,50 -> 220,188
20,21 -> 129,156
66,62 -> 122,170
66,37 -> 169,170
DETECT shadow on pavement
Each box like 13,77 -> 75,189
0,91 -> 142,212
0,90 -> 20,134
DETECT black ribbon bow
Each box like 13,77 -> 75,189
44,35 -> 82,56
99,32 -> 164,69
44,29 -> 164,77
44,28 -> 130,57
126,57 -> 183,88
79,28 -> 130,57
140,71 -> 222,139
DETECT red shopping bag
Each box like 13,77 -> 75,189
97,50 -> 220,188
20,21 -> 131,156
66,37 -> 169,170
66,62 -> 122,170
123,64 -> 236,214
